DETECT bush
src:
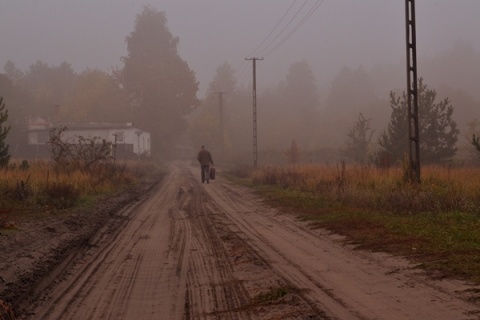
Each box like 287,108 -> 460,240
48,126 -> 112,173
39,182 -> 80,209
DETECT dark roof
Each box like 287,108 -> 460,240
53,122 -> 134,130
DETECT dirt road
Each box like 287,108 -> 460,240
24,162 -> 480,319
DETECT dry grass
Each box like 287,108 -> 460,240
246,163 -> 480,283
251,164 -> 480,215
0,160 -> 157,223
0,160 -> 159,319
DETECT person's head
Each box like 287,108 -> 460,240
201,145 -> 205,150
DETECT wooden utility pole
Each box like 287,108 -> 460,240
245,57 -> 263,168
216,91 -> 226,154
405,0 -> 420,183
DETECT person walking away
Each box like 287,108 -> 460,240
197,145 -> 214,184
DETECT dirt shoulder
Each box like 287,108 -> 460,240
0,171 -> 164,318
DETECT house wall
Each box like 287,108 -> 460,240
23,125 -> 151,159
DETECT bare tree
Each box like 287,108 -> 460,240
48,126 -> 112,173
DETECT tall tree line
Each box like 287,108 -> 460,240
0,6 -> 199,158
2,9 -> 480,163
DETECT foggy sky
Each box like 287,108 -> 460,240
1,1 -> 479,98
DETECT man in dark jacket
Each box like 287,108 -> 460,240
197,145 -> 214,183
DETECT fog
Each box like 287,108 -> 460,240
1,1 -> 480,163
1,1 -> 479,95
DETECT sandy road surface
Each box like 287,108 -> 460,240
26,161 -> 480,319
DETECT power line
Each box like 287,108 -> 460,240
235,2 -> 298,89
236,62 -> 252,89
238,1 -> 325,89
264,0 -> 325,57
245,0 -> 299,58
256,0 -> 310,57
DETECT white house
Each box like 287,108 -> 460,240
25,119 -> 151,159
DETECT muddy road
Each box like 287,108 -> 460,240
23,162 -> 480,319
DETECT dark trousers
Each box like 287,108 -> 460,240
201,164 -> 210,182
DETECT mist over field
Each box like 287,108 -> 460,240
1,1 -> 480,164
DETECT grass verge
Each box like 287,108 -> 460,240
0,160 -> 160,229
232,165 -> 480,285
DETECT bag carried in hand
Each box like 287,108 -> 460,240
209,166 -> 216,180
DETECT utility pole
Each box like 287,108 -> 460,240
246,57 -> 263,168
405,0 -> 420,183
216,91 -> 226,154
135,130 -> 142,160
112,133 -> 118,165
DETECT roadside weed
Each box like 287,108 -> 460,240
253,286 -> 289,304
245,164 -> 480,284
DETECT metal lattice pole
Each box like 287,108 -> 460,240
406,0 -> 420,183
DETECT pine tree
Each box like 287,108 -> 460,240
472,134 -> 480,152
122,6 -> 199,156
344,113 -> 374,164
285,139 -> 300,165
0,97 -> 11,167
378,78 -> 459,164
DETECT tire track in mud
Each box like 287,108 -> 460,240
26,167 -> 180,319
202,168 -> 480,320
26,162 -> 319,320
182,180 -> 253,319
29,172 -> 177,319
205,181 -> 362,319
182,164 -> 323,319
